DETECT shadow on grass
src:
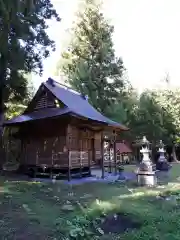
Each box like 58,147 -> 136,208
78,183 -> 180,240
0,164 -> 180,239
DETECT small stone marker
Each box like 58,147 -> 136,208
80,193 -> 92,199
61,204 -> 75,211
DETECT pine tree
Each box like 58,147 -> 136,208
57,0 -> 125,115
0,0 -> 60,127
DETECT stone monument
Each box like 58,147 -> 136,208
136,136 -> 157,186
156,140 -> 171,171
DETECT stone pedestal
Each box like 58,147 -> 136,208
156,170 -> 169,183
136,136 -> 157,186
156,161 -> 170,171
137,171 -> 157,186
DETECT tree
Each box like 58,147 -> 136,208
154,88 -> 180,161
0,0 -> 60,128
155,89 -> 180,139
109,87 -> 176,146
57,0 -> 126,115
105,85 -> 139,139
5,74 -> 35,120
136,91 -> 175,144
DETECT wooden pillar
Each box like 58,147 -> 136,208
20,139 -> 23,166
34,149 -> 39,178
122,154 -> 124,164
89,138 -> 95,176
101,132 -> 105,179
66,125 -> 71,181
88,149 -> 91,176
108,143 -> 112,173
50,150 -> 53,179
79,139 -> 83,178
68,151 -> 71,181
114,141 -> 117,175
92,138 -> 95,164
80,151 -> 83,178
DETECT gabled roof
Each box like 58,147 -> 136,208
116,142 -> 132,154
4,78 -> 128,130
44,79 -> 128,130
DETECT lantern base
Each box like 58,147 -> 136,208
137,171 -> 157,186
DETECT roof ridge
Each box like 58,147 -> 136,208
46,78 -> 81,96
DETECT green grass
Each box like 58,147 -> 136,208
1,164 -> 180,239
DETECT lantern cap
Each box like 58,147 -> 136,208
159,140 -> 165,148
142,136 -> 149,145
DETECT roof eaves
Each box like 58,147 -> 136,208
3,108 -> 72,126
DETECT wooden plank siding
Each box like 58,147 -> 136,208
20,121 -> 102,169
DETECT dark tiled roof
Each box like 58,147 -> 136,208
4,78 -> 128,130
4,107 -> 71,125
44,80 -> 128,130
116,142 -> 132,153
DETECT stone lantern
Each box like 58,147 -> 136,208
136,136 -> 157,186
156,140 -> 171,171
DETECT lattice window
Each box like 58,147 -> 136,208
116,152 -> 122,162
35,92 -> 55,110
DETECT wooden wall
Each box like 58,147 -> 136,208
20,121 -> 102,169
22,119 -> 68,167
67,125 -> 94,168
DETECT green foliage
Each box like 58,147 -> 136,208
5,74 -> 35,119
1,164 -> 180,239
57,0 -> 126,115
154,88 -> 180,143
56,0 -> 180,145
106,87 -> 177,145
5,102 -> 27,119
0,0 -> 60,115
134,90 -> 176,144
67,216 -> 94,239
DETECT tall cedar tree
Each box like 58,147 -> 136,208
58,0 -> 125,115
0,0 -> 60,127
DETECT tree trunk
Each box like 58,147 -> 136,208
0,53 -> 8,165
0,76 -> 5,134
0,112 -> 4,135
0,15 -> 9,134
0,87 -> 5,165
0,53 -> 7,134
172,145 -> 178,162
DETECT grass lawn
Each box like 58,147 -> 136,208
1,164 -> 180,239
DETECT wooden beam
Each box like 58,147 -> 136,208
101,132 -> 105,179
92,138 -> 95,165
108,146 -> 111,173
80,150 -> 83,178
68,151 -> 71,181
50,150 -> 53,179
88,149 -> 91,176
114,141 -> 117,175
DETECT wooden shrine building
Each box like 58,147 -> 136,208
116,142 -> 132,164
3,78 -> 128,180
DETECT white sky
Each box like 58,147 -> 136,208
33,0 -> 180,92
